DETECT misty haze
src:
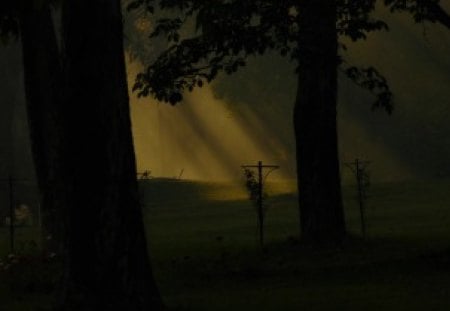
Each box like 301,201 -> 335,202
1,1 -> 450,310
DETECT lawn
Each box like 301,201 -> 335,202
1,179 -> 450,310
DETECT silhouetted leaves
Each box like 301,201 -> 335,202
169,92 -> 182,105
337,0 -> 389,41
127,0 -> 144,12
243,169 -> 259,204
384,0 -> 450,27
344,66 -> 394,114
127,0 -> 448,109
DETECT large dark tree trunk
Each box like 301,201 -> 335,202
57,0 -> 163,310
0,46 -> 15,178
295,0 -> 346,244
19,4 -> 65,253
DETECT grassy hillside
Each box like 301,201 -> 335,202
3,180 -> 450,310
144,179 -> 450,310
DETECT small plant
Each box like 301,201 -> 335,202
243,168 -> 268,248
344,158 -> 371,237
243,168 -> 260,203
0,251 -> 61,297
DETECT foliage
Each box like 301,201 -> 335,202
0,251 -> 60,297
384,0 -> 450,26
342,66 -> 393,113
242,168 -> 269,248
126,0 -> 423,109
126,0 -> 449,112
243,168 -> 261,206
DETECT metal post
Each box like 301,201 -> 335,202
356,159 -> 366,238
241,161 -> 279,250
8,176 -> 14,253
257,161 -> 264,249
38,202 -> 42,251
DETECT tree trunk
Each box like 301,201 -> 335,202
0,46 -> 15,178
57,0 -> 164,310
19,4 -> 65,253
295,0 -> 346,244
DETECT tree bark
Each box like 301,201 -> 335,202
0,46 -> 15,178
57,0 -> 164,310
295,0 -> 346,244
19,4 -> 65,253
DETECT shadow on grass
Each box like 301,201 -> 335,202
156,233 -> 450,284
1,235 -> 450,311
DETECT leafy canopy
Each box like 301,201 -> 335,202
0,0 -> 61,43
125,0 -> 448,112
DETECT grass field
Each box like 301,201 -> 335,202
1,179 -> 450,310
